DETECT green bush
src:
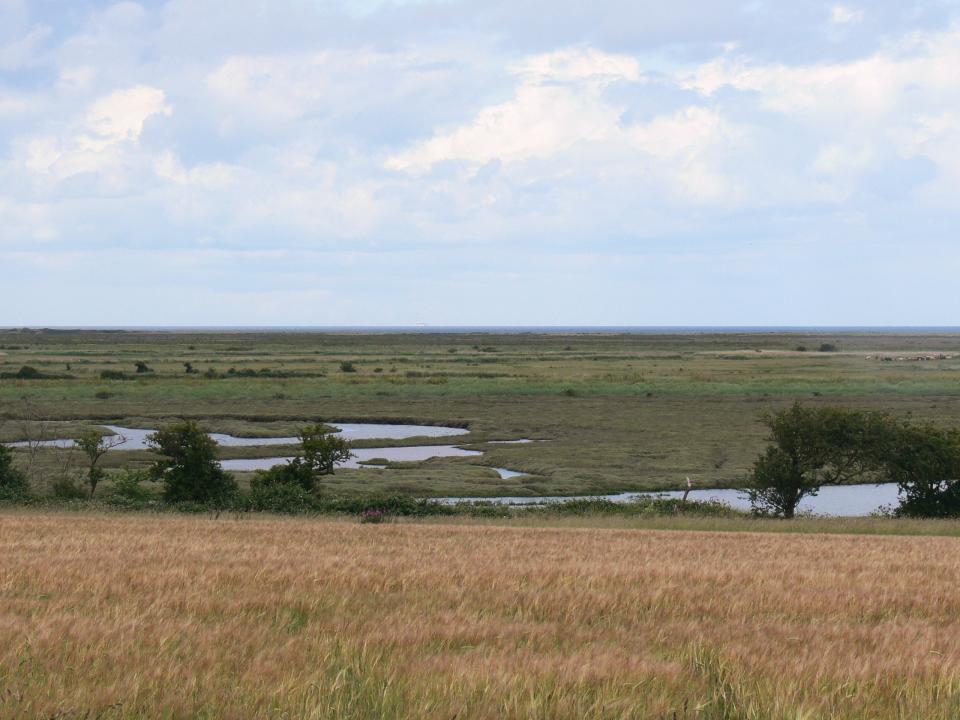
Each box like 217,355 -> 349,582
886,424 -> 960,518
100,370 -> 127,380
104,468 -> 154,503
51,476 -> 88,500
0,445 -> 29,497
251,458 -> 317,492
246,482 -> 320,514
545,496 -> 737,517
147,421 -> 238,506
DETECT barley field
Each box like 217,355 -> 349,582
3,512 -> 960,719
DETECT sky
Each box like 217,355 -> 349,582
1,0 -> 959,326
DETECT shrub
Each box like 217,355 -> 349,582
251,458 -> 317,492
51,476 -> 88,500
339,361 -> 357,373
104,468 -> 154,503
300,424 -> 352,477
886,424 -> 960,518
320,494 -> 450,517
100,370 -> 127,380
147,421 -> 238,505
134,361 -> 152,373
16,366 -> 42,379
0,445 -> 28,496
246,481 -> 319,514
819,343 -> 837,352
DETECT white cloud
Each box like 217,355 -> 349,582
84,85 -> 171,145
16,85 -> 171,186
830,5 -> 864,25
682,30 -> 960,125
386,48 -> 666,173
154,151 -> 237,189
386,48 -> 741,204
511,47 -> 641,84
385,82 -> 624,171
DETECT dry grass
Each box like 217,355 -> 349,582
3,513 -> 960,719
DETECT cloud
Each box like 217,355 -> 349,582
831,5 -> 864,25
11,85 -> 171,191
2,0 -> 960,324
84,85 -> 170,144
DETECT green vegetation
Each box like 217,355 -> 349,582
0,444 -> 27,497
747,403 -> 960,517
2,329 -> 960,508
147,421 -> 238,505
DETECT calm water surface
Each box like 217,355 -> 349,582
11,422 -> 469,450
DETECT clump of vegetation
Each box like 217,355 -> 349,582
50,476 -> 88,500
0,444 -> 29,498
819,343 -> 837,352
135,361 -> 153,373
247,424 -> 352,512
339,360 -> 357,373
147,421 -> 237,506
246,480 -> 320,514
0,365 -> 72,380
76,429 -> 126,498
100,370 -> 127,380
183,362 -> 196,374
886,423 -> 960,518
747,403 -> 960,518
746,404 -> 889,518
103,468 -> 154,504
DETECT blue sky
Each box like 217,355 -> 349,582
1,0 -> 958,326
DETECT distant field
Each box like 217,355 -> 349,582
2,329 -> 960,497
3,512 -> 960,718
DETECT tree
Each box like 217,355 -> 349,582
746,403 -> 893,518
76,429 -> 126,498
147,421 -> 237,505
884,423 -> 960,517
0,444 -> 28,496
299,424 -> 352,477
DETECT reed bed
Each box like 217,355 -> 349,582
3,512 -> 960,718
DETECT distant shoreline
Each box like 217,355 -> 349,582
2,326 -> 960,334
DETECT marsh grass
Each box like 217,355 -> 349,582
3,330 -> 960,497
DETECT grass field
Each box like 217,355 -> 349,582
4,511 -> 960,719
3,328 -> 960,498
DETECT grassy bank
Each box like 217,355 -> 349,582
4,512 -> 960,718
